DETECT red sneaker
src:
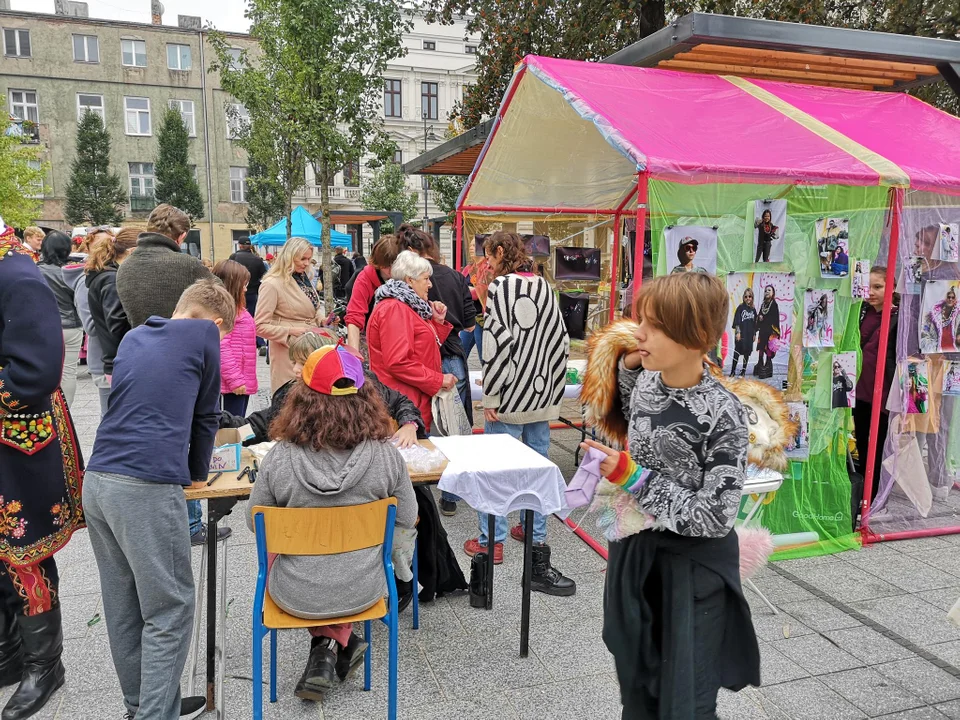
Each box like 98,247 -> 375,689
509,524 -> 525,543
463,538 -> 503,564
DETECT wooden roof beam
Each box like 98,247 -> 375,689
690,43 -> 940,75
659,59 -> 896,87
675,50 -> 920,81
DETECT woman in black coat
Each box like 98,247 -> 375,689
754,285 -> 780,379
85,229 -> 138,380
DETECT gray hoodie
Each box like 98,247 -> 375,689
247,438 -> 417,620
38,261 -> 85,329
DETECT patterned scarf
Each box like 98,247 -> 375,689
293,271 -> 320,310
375,278 -> 433,321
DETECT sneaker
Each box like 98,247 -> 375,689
439,499 -> 457,516
190,526 -> 232,546
509,524 -> 525,543
335,632 -> 368,682
258,346 -> 267,357
295,638 -> 337,700
180,696 -> 206,719
463,538 -> 503,564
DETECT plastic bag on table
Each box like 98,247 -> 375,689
394,442 -> 447,474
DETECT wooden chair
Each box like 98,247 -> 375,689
251,499 -> 410,719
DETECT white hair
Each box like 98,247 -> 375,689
391,250 -> 432,283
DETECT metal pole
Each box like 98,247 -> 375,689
422,112 -> 429,227
610,214 -> 621,323
198,30 -> 216,260
520,509 -> 533,657
633,172 -> 650,290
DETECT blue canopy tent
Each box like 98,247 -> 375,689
250,206 -> 352,248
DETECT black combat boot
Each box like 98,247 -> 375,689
2,607 -> 64,720
530,545 -> 576,597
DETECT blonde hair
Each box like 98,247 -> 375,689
633,273 -> 728,352
288,331 -> 337,365
23,226 -> 44,241
174,279 -> 237,334
85,229 -> 138,273
264,237 -> 313,282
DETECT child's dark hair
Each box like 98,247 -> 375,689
633,273 -> 728,352
396,223 -> 441,262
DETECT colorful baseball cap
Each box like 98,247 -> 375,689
301,345 -> 365,396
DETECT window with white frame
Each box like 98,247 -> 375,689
465,44 -> 477,54
124,97 -> 151,136
167,43 -> 191,70
421,82 -> 438,121
73,34 -> 99,63
226,104 -> 250,139
26,160 -> 43,198
393,149 -> 402,165
121,39 -> 147,67
230,167 -> 248,203
8,89 -> 38,123
227,47 -> 242,70
3,29 -> 30,58
169,99 -> 196,136
77,94 -> 105,121
128,162 -> 155,197
384,79 -> 402,118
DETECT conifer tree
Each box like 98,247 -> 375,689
155,106 -> 205,219
64,111 -> 127,226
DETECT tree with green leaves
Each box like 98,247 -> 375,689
211,0 -> 411,308
360,161 -> 419,233
64,111 -> 126,226
241,116 -> 297,233
155,106 -> 204,219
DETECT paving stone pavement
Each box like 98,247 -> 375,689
13,356 -> 960,719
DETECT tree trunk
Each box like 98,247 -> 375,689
318,157 -> 335,311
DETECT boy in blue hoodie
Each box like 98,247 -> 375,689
84,279 -> 235,720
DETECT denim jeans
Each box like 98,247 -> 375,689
440,354 -> 470,505
188,500 -> 203,536
477,419 -> 550,546
460,326 -> 483,364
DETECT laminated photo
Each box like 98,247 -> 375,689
905,256 -> 926,295
944,361 -> 960,397
752,199 -> 787,263
901,359 -> 930,414
785,402 -> 809,459
851,259 -> 871,300
919,279 -> 960,354
938,223 -> 960,263
831,351 -> 857,409
803,289 -> 835,348
665,225 -> 717,275
724,272 -> 795,383
816,218 -> 850,279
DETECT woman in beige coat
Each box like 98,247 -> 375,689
255,237 -> 328,391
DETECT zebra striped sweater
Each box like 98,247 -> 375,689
481,273 -> 570,425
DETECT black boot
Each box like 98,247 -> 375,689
530,545 -> 576,597
469,552 -> 489,608
1,608 -> 64,720
729,353 -> 740,377
334,632 -> 368,682
0,604 -> 22,689
294,637 -> 337,701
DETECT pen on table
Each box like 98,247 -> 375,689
206,471 -> 223,487
236,466 -> 251,483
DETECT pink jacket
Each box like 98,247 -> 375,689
220,309 -> 259,395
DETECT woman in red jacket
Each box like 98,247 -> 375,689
367,250 -> 456,433
345,235 -> 401,350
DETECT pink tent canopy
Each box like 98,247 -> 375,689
460,55 -> 960,212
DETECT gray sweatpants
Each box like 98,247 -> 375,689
83,470 -> 195,720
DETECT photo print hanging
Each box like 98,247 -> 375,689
831,351 -> 857,409
919,279 -> 960,354
785,401 -> 809,459
851,259 -> 871,300
751,199 -> 787,263
944,361 -> 960,397
664,225 -> 718,275
904,256 -> 926,295
816,217 -> 850,279
725,272 -> 795,382
554,246 -> 601,281
901,358 -> 931,414
803,289 -> 836,348
474,233 -> 551,258
937,223 -> 960,263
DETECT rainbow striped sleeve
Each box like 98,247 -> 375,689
606,451 -> 652,494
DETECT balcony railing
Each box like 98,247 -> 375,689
130,194 -> 157,213
293,185 -> 363,202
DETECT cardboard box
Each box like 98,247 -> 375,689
209,428 -> 243,473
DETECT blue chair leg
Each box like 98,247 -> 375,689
412,539 -> 420,631
252,625 -> 263,720
388,609 -> 398,720
363,619 -> 372,692
269,629 -> 278,703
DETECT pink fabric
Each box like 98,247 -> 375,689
750,80 -> 960,193
219,309 -> 258,395
344,265 -> 382,332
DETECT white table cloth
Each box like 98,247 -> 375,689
431,434 -> 569,518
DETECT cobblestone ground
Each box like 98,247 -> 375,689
11,356 -> 960,719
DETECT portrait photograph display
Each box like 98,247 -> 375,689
919,279 -> 960,354
831,351 -> 857,409
803,289 -> 836,348
816,217 -> 850,279
750,199 -> 787,264
901,359 -> 931,414
904,256 -> 926,295
944,361 -> 960,396
785,401 -> 809,459
664,225 -> 718,275
851,259 -> 871,299
724,272 -> 795,381
554,246 -> 602,281
937,223 -> 960,263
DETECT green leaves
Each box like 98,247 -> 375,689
360,161 -> 420,233
63,110 -> 126,227
155,106 -> 205,220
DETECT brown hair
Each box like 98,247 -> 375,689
23,226 -> 44,240
174,279 -> 237,334
147,203 -> 191,240
212,259 -> 250,311
869,266 -> 900,306
370,234 -> 401,269
85,228 -> 138,273
484,231 -> 530,275
396,223 -> 440,262
633,273 -> 728,352
270,380 -> 393,451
